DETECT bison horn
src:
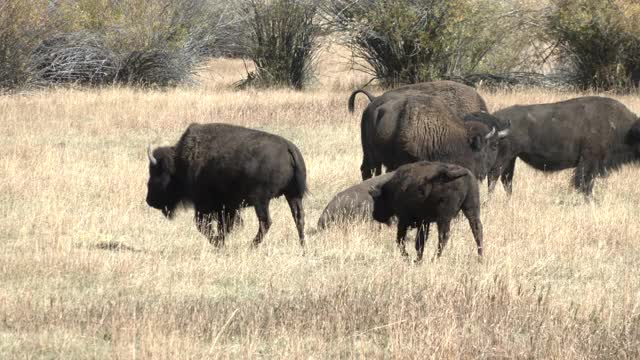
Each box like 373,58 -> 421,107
485,127 -> 496,139
498,128 -> 510,138
147,144 -> 158,165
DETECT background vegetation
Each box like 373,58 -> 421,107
3,0 -> 640,90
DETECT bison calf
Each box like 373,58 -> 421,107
317,172 -> 395,230
146,123 -> 307,248
369,161 -> 482,262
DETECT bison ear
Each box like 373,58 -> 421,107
369,186 -> 382,198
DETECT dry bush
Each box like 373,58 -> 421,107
239,0 -> 321,89
326,0 -> 547,87
545,0 -> 640,90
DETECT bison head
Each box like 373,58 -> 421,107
369,185 -> 395,224
146,145 -> 181,218
464,120 -> 510,180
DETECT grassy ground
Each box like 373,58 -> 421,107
1,52 -> 640,358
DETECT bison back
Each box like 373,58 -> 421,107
385,80 -> 488,117
175,123 -> 306,206
318,172 -> 395,229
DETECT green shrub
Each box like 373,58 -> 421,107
545,0 -> 640,90
239,0 -> 321,89
328,0 -> 546,87
0,0 -> 51,89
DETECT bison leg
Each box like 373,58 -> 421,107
500,158 -> 516,196
415,222 -> 430,263
487,168 -> 500,194
215,208 -> 239,247
395,220 -> 409,258
462,210 -> 483,257
195,211 -> 221,247
435,220 -> 452,258
252,200 -> 272,248
574,158 -> 598,197
285,195 -> 305,248
360,156 -> 382,180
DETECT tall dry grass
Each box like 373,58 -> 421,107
1,52 -> 640,358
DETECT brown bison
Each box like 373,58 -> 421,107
489,96 -> 640,196
348,80 -> 489,116
361,94 -> 508,181
146,123 -> 307,248
317,172 -> 395,230
369,161 -> 483,262
349,81 -> 491,180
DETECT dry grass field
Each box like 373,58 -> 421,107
2,49 -> 640,358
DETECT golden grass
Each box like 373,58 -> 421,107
1,55 -> 640,359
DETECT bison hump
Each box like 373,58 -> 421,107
398,101 -> 460,159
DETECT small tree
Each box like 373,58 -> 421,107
239,0 -> 321,89
327,0 -> 541,88
545,0 -> 640,90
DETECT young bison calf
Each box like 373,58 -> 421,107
369,161 -> 483,262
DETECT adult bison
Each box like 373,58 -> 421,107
145,123 -> 307,248
348,81 -> 494,179
369,161 -> 482,262
360,94 -> 508,181
348,80 -> 489,116
317,172 -> 395,230
488,96 -> 640,196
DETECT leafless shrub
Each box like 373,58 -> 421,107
117,49 -> 195,87
29,32 -> 119,86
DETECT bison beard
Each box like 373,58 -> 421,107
146,123 -> 307,248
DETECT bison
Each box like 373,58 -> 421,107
317,172 -> 395,230
360,94 -> 508,181
349,81 -> 491,180
369,161 -> 483,262
488,96 -> 640,196
348,80 -> 489,117
146,123 -> 307,248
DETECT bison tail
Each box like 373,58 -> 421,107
348,89 -> 375,113
288,145 -> 308,197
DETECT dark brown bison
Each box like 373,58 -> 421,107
348,80 -> 489,116
146,123 -> 307,247
361,94 -> 508,181
489,96 -> 640,196
369,161 -> 483,262
317,172 -> 395,230
348,81 -> 498,180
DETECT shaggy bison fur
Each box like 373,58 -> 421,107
490,96 -> 640,196
360,94 -> 508,181
317,172 -> 395,230
370,161 -> 483,262
146,123 -> 307,248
